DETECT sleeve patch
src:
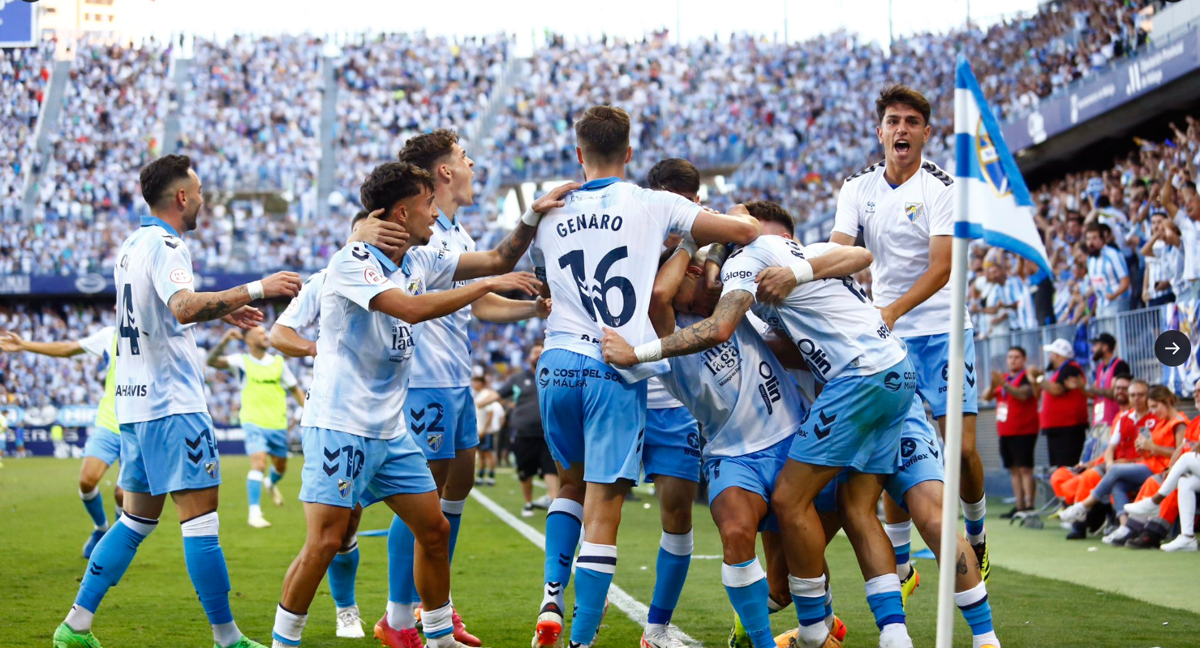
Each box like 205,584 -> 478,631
169,268 -> 192,284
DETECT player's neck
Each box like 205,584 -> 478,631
434,192 -> 459,224
149,210 -> 185,235
883,156 -> 921,187
583,164 -> 626,183
249,347 -> 267,360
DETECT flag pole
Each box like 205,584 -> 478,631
936,72 -> 972,648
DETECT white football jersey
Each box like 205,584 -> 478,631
113,218 -> 208,423
78,326 -> 116,360
530,177 -> 700,383
301,243 -> 458,439
410,211 -> 477,389
275,269 -> 325,331
658,313 -> 806,458
647,376 -> 685,410
721,236 -> 907,383
832,159 -> 970,338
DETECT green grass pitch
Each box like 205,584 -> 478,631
2,456 -> 1197,647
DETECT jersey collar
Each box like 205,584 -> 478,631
580,176 -> 621,191
364,243 -> 400,273
140,216 -> 180,237
436,207 -> 454,232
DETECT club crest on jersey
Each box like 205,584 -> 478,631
406,278 -> 425,295
205,461 -> 217,477
338,478 -> 352,499
865,201 -> 876,216
904,202 -> 924,222
427,433 -> 443,453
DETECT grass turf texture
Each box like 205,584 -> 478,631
1,457 -> 1197,647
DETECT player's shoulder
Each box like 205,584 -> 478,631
843,160 -> 885,186
918,159 -> 954,189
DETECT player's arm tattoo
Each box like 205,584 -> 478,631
168,286 -> 251,324
492,221 -> 538,270
659,290 -> 752,359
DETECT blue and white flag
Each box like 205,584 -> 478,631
954,56 -> 1052,275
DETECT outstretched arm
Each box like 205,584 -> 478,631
471,293 -> 551,323
453,182 -> 580,280
0,331 -> 84,358
754,245 -> 875,305
169,271 -> 301,326
269,324 -> 317,358
370,272 -> 541,325
206,330 -> 241,369
602,290 -> 753,366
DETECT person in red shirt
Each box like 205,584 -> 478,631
1032,338 -> 1089,466
1061,385 -> 1187,544
989,346 -> 1038,517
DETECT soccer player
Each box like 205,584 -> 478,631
828,86 -> 989,579
527,106 -> 761,648
269,161 -> 555,648
54,154 -> 303,648
604,200 -> 916,648
208,326 -> 305,528
473,373 -> 503,487
390,130 -> 550,645
1,326 -> 125,557
268,208 -> 399,639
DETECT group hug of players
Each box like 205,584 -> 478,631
35,84 -> 1004,648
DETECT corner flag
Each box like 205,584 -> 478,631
953,55 -> 1053,275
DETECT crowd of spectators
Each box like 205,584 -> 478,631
0,39 -> 53,223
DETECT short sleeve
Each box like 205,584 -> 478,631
529,245 -> 546,284
720,245 -> 768,299
223,354 -> 246,375
149,236 -> 195,304
281,362 -> 298,388
831,181 -> 861,239
1111,249 -> 1129,279
327,245 -> 399,311
640,187 -> 701,237
78,326 -> 115,358
409,247 -> 460,292
276,273 -> 322,330
927,183 -> 955,237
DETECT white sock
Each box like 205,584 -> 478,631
767,595 -> 788,614
422,602 -> 455,648
212,620 -> 242,648
961,496 -> 988,521
974,630 -> 1001,648
272,604 -> 306,645
249,504 -> 263,518
336,605 -> 358,615
65,605 -> 94,632
387,601 -> 415,631
879,622 -> 914,648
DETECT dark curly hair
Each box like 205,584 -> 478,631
139,154 -> 193,208
647,158 -> 700,198
875,85 -> 931,126
398,129 -> 460,175
360,162 -> 434,213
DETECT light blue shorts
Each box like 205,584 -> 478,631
538,349 -> 647,485
884,400 -> 946,511
118,413 -> 220,496
243,422 -> 289,458
788,357 -> 916,474
904,332 -> 979,418
83,426 -> 121,465
406,387 -> 479,461
299,427 -> 436,509
644,407 -> 701,483
705,437 -> 835,533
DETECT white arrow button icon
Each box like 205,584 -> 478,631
1168,342 -> 1181,355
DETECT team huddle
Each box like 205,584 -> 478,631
34,86 -> 1003,648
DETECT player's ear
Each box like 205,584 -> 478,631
877,125 -> 883,144
685,264 -> 703,278
624,147 -> 632,164
576,146 -> 584,166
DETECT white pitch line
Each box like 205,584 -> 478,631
469,488 -> 703,647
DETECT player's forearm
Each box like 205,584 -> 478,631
269,324 -> 316,358
809,246 -> 873,279
650,249 -> 691,337
658,291 -> 750,359
169,286 -> 253,325
375,282 -> 493,325
291,386 -> 306,407
206,336 -> 234,367
889,264 -> 951,322
18,340 -> 84,357
692,214 -> 761,247
471,293 -> 538,323
462,221 -> 538,279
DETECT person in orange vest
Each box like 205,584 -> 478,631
1083,333 -> 1129,427
988,346 -> 1039,517
1122,383 -> 1200,551
1061,385 -> 1188,544
1030,339 -> 1089,467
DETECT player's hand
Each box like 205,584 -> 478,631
1134,435 -> 1151,452
535,296 -> 552,319
222,328 -> 244,341
600,327 -> 637,367
305,340 -> 318,357
485,272 -> 542,296
349,213 -> 410,254
223,306 -> 263,330
879,304 -> 900,331
1063,375 -> 1083,391
260,271 -> 303,299
0,330 -> 26,352
755,266 -> 797,305
991,369 -> 1005,386
532,181 -> 582,214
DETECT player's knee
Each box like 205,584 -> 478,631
415,515 -> 451,557
311,528 -> 345,560
660,502 -> 693,534
79,474 -> 100,493
719,524 -> 758,561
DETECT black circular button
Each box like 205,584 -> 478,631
1155,330 -> 1191,367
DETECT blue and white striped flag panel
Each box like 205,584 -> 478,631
953,55 -> 1053,276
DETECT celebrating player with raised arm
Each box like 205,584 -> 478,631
603,201 -> 917,648
527,105 -> 762,648
822,85 -> 989,579
269,161 -> 548,648
54,154 -> 303,648
0,327 -> 125,559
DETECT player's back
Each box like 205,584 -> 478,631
113,223 -> 207,424
660,313 -> 807,459
721,236 -> 906,383
533,178 -> 699,381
